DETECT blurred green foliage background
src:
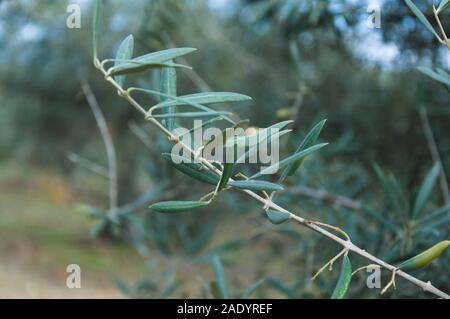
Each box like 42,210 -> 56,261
0,0 -> 448,298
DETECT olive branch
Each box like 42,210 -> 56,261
91,0 -> 450,299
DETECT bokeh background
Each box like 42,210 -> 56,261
0,0 -> 449,298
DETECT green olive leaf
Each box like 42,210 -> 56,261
159,61 -> 177,131
217,162 -> 235,192
437,0 -> 450,14
412,162 -> 440,218
266,209 -> 291,225
279,119 -> 326,182
152,111 -> 232,119
153,92 -> 252,108
250,143 -> 328,179
92,0 -> 102,61
404,0 -> 442,42
162,153 -> 219,185
418,67 -> 450,86
108,48 -> 196,76
398,240 -> 450,271
149,200 -> 209,213
331,255 -> 352,299
240,278 -> 265,299
212,256 -> 230,299
229,180 -> 284,192
114,35 -> 134,87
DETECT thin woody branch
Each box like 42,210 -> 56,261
81,81 -> 119,214
420,107 -> 450,206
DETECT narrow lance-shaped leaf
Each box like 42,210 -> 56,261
228,120 -> 293,149
418,67 -> 450,86
163,154 -> 283,191
404,0 -> 442,42
227,121 -> 293,167
153,92 -> 252,108
203,119 -> 250,150
412,163 -> 440,218
209,281 -> 222,299
387,172 -> 409,213
241,278 -> 265,299
420,214 -> 450,230
92,0 -> 102,61
162,153 -> 219,185
398,240 -> 450,271
279,119 -> 326,182
216,163 -> 235,192
266,278 -> 297,298
289,40 -> 302,78
237,129 -> 292,163
250,143 -> 328,179
435,68 -> 450,92
212,256 -> 230,299
108,47 -> 197,76
163,154 -> 284,192
114,35 -> 134,87
331,255 -> 352,299
229,180 -> 284,192
152,111 -> 232,119
131,87 -> 236,125
266,209 -> 290,225
160,60 -> 177,131
373,164 -> 408,214
108,59 -> 189,70
437,0 -> 450,14
419,204 -> 450,224
149,200 -> 209,213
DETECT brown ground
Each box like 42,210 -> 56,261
0,165 -> 146,298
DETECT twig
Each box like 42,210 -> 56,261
305,220 -> 351,241
420,107 -> 450,205
381,269 -> 397,295
67,153 -> 109,178
81,81 -> 118,214
433,6 -> 449,46
311,248 -> 348,280
352,264 -> 380,276
95,59 -> 450,299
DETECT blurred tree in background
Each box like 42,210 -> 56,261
0,0 -> 449,298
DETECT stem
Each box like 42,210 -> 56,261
311,248 -> 348,280
352,264 -> 380,276
420,107 -> 450,205
433,6 -> 448,45
67,153 -> 109,178
81,81 -> 118,214
96,63 -> 450,299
